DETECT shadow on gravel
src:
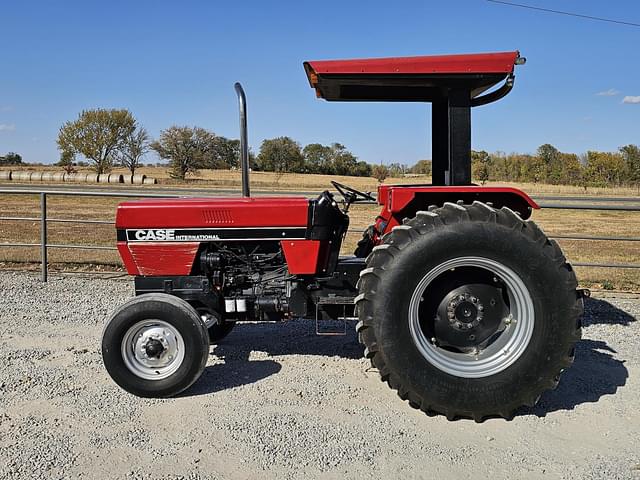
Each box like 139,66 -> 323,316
582,297 -> 637,327
182,319 -> 362,396
184,359 -> 283,397
212,319 -> 362,360
184,299 -> 634,409
521,298 -> 632,417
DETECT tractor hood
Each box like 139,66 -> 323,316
115,197 -> 310,229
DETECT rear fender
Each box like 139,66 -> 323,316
374,186 -> 538,236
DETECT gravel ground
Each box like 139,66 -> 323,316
0,271 -> 639,480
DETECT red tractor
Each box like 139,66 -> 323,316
102,51 -> 583,421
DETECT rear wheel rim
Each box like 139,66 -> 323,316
121,320 -> 185,380
408,256 -> 534,378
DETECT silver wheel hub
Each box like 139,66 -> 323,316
447,292 -> 484,330
409,256 -> 535,379
121,320 -> 185,380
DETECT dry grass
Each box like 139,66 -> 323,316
0,169 -> 638,291
5,165 -> 640,197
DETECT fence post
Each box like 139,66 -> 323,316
40,192 -> 47,282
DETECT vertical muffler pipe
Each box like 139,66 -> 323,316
234,82 -> 250,197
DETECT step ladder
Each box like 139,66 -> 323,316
315,296 -> 357,336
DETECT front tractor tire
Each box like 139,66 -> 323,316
102,293 -> 210,398
356,202 -> 582,421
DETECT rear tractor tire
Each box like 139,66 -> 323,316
356,201 -> 582,421
102,293 -> 210,398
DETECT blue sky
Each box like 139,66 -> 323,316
1,0 -> 639,165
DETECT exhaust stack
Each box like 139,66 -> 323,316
234,82 -> 250,198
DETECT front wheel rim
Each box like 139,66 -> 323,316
408,256 -> 535,378
121,320 -> 186,380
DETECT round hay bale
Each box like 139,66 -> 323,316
65,173 -> 79,182
29,172 -> 43,182
41,172 -> 54,182
51,172 -> 66,182
142,177 -> 158,185
108,174 -> 124,184
0,171 -> 11,181
85,173 -> 99,183
77,173 -> 92,182
13,171 -> 33,182
98,174 -> 110,184
131,173 -> 146,185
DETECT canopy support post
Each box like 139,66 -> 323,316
431,89 -> 472,186
431,99 -> 448,186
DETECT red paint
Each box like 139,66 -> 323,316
126,243 -> 200,276
117,242 -> 140,275
305,51 -> 519,79
116,197 -> 313,277
281,240 -> 323,275
116,197 -> 309,229
378,185 -> 538,212
373,185 -> 539,236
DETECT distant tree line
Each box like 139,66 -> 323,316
255,137 -> 371,176
471,144 -> 640,189
53,109 -> 639,187
54,109 -> 373,180
0,152 -> 23,165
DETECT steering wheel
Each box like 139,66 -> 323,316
331,180 -> 376,203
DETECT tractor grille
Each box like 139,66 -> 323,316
202,209 -> 234,225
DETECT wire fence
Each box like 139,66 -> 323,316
0,187 -> 639,282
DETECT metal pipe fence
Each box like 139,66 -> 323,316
0,188 -> 638,281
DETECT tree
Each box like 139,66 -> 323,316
0,152 -> 22,165
471,150 -> 490,184
301,142 -> 366,176
256,137 -> 304,173
303,143 -> 333,174
57,109 -> 136,174
536,144 -> 562,183
330,143 -> 359,176
476,163 -> 490,185
410,159 -> 432,175
387,163 -> 408,177
118,127 -> 150,176
620,144 -> 640,190
471,150 -> 490,163
372,164 -> 389,183
584,151 -> 626,187
56,150 -> 77,174
151,126 -> 218,180
211,137 -> 241,169
558,153 -> 582,186
353,161 -> 372,177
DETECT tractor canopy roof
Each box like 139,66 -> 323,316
304,51 -> 523,103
